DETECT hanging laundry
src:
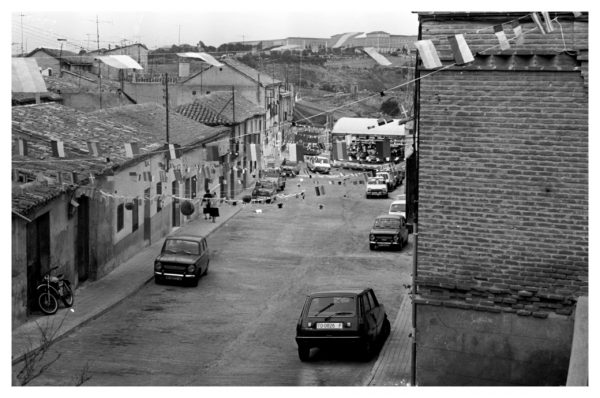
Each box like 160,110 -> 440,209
447,34 -> 474,65
124,142 -> 139,158
414,40 -> 442,69
542,12 -> 554,32
494,25 -> 511,50
51,139 -> 65,158
511,20 -> 525,45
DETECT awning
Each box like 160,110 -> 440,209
332,32 -> 362,48
177,52 -> 224,67
363,47 -> 392,66
270,44 -> 301,52
12,58 -> 48,93
95,55 -> 143,70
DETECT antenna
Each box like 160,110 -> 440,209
20,13 -> 27,56
90,15 -> 112,50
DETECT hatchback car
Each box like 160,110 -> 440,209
280,159 -> 301,177
154,235 -> 209,286
388,199 -> 406,218
251,180 -> 278,202
295,288 -> 390,361
369,214 -> 409,250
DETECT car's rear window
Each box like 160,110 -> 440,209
374,218 -> 400,229
307,296 -> 356,317
164,239 -> 201,255
390,203 -> 404,212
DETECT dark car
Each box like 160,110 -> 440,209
261,168 -> 286,191
251,180 -> 277,202
295,288 -> 390,361
369,214 -> 409,251
154,235 -> 209,286
280,159 -> 301,177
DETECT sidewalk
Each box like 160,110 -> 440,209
12,199 -> 245,366
365,294 -> 413,386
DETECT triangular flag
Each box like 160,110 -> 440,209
169,144 -> 178,160
532,13 -> 546,35
542,12 -> 554,32
414,40 -> 442,69
51,140 -> 65,158
124,142 -> 139,158
493,25 -> 511,51
447,34 -> 474,65
511,20 -> 525,46
87,141 -> 101,157
17,138 -> 28,156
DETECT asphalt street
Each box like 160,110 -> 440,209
16,174 -> 412,386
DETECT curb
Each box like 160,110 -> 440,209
12,204 -> 244,366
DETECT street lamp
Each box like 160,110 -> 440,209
57,38 -> 66,76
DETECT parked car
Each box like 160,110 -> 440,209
365,177 -> 388,198
295,288 -> 390,361
261,168 -> 286,191
154,235 -> 210,286
280,159 -> 301,177
376,171 -> 395,191
305,155 -> 331,174
251,180 -> 277,202
388,199 -> 406,218
369,214 -> 409,250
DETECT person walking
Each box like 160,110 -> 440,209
202,189 -> 213,220
209,197 -> 220,223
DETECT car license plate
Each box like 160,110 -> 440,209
165,275 -> 182,280
378,242 -> 391,245
317,323 -> 343,329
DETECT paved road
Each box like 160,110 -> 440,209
18,176 -> 412,386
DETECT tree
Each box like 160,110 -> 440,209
380,97 -> 400,117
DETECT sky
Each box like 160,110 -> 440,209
9,0 -> 421,54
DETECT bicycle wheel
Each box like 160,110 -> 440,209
61,283 -> 74,307
38,291 -> 58,315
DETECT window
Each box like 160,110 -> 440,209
362,294 -> 372,312
117,203 -> 124,232
132,198 -> 139,232
191,176 -> 197,199
185,178 -> 191,199
156,182 -> 162,212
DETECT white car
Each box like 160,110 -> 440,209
376,171 -> 395,190
389,199 -> 406,218
366,177 -> 388,198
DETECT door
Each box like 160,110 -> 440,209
76,196 -> 90,282
172,181 -> 180,227
143,188 -> 151,242
361,293 -> 378,341
26,212 -> 50,313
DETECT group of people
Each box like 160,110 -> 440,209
202,190 -> 219,223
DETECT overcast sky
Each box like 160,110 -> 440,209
10,0 -> 420,54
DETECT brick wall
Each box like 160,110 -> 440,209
415,13 -> 588,317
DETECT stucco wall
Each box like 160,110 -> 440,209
12,218 -> 28,327
416,304 -> 574,386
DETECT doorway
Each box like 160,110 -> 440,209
172,181 -> 180,227
26,212 -> 50,314
76,196 -> 90,282
144,188 -> 151,242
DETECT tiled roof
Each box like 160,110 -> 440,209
92,103 -> 230,146
176,91 -> 265,125
27,48 -> 95,65
222,58 -> 282,86
12,182 -> 74,217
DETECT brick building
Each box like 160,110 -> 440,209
411,12 -> 588,385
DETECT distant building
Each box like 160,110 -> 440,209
26,47 -> 94,75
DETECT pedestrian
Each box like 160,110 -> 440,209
202,189 -> 213,220
209,198 -> 220,223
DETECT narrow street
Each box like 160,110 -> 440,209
16,175 -> 412,386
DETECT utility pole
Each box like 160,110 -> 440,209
20,13 -> 26,56
178,25 -> 181,46
164,73 -> 170,143
96,15 -> 100,50
57,38 -> 66,76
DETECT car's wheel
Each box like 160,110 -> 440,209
189,276 -> 199,287
203,261 -> 209,276
381,317 -> 391,341
61,283 -> 74,307
361,338 -> 373,361
298,345 -> 311,362
370,243 -> 376,250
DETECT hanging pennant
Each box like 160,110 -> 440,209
447,34 -> 474,65
51,139 -> 66,158
124,142 -> 139,158
531,13 -> 546,34
17,138 -> 28,156
87,141 -> 101,157
174,169 -> 183,183
288,143 -> 298,162
414,40 -> 442,69
249,143 -> 257,162
493,25 -> 510,50
168,143 -> 179,160
511,20 -> 525,45
541,12 -> 554,32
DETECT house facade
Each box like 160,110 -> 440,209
176,91 -> 267,199
88,43 -> 149,80
412,12 -> 588,385
26,48 -> 95,76
12,102 -> 228,327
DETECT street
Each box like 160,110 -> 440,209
17,173 -> 412,386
